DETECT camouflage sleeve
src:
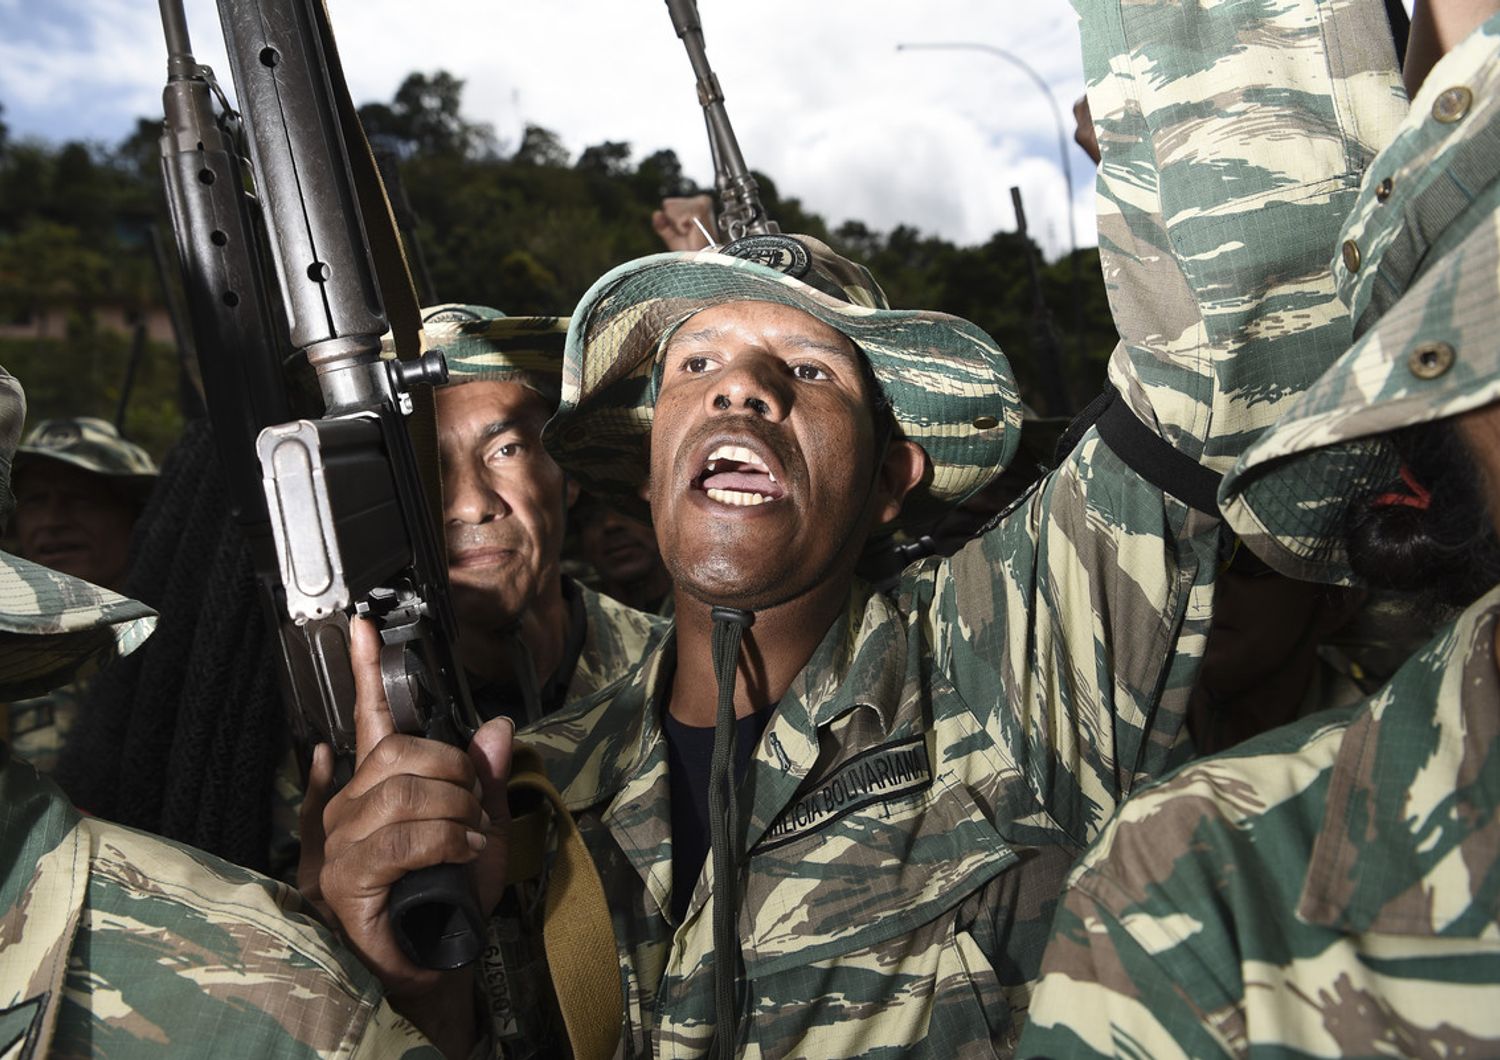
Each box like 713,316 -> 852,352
50,819 -> 445,1059
1013,877 -> 1240,1059
913,0 -> 1409,846
1078,0 -> 1406,471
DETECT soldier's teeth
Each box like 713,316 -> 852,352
706,444 -> 770,472
706,487 -> 768,506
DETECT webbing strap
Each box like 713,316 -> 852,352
506,744 -> 624,1060
1084,387 -> 1223,515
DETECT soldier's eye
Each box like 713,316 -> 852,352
792,363 -> 829,381
684,356 -> 711,373
488,443 -> 523,461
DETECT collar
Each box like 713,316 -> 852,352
1299,584 -> 1500,937
526,578 -> 909,813
471,575 -> 588,722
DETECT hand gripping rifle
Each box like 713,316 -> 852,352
157,0 -> 484,970
664,0 -> 779,240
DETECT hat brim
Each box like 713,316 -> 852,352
0,551 -> 156,699
543,250 -> 1021,529
13,450 -> 157,503
1222,207 -> 1500,582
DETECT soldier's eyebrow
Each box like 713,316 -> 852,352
669,326 -> 858,364
479,419 -> 519,440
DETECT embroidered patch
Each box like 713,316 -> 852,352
721,234 -> 812,279
759,735 -> 933,851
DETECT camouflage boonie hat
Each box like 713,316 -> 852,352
383,304 -> 570,409
1222,16 -> 1500,583
0,368 -> 155,700
543,234 -> 1020,527
15,417 -> 158,500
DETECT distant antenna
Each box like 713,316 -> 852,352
664,0 -> 778,240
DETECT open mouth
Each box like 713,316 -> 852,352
693,443 -> 787,507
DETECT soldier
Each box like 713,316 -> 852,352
12,416 -> 157,591
305,1 -> 1407,1055
3,420 -> 158,773
1018,8 -> 1500,1056
0,366 -> 444,1060
414,303 -> 668,724
574,492 -> 674,614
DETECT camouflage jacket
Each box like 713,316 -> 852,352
524,435 -> 1223,1056
0,752 -> 440,1059
1017,584 -> 1500,1058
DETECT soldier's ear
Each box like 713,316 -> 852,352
872,440 -> 927,527
565,477 -> 581,509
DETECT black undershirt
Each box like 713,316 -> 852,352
663,708 -> 771,923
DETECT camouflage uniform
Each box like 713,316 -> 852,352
1019,15 -> 1500,1057
3,755 -> 442,1059
3,417 -> 157,773
0,369 -> 438,1059
512,1 -> 1406,1049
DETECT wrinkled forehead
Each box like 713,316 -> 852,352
436,378 -> 554,441
649,299 -> 877,401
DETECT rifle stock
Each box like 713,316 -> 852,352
157,0 -> 484,970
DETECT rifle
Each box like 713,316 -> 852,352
664,0 -> 778,240
157,0 -> 484,970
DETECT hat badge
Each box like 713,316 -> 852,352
721,235 -> 812,279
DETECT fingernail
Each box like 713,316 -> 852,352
466,830 -> 488,851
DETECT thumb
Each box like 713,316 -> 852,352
468,715 -> 515,825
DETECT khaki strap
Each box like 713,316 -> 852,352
507,744 -> 624,1060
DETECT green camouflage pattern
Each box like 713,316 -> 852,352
1082,0 -> 1404,479
522,432 -> 1222,1055
383,304 -> 570,407
3,677 -> 88,775
542,234 -> 1022,529
15,416 -> 158,495
1223,15 -> 1500,582
1017,582 -> 1500,1058
0,752 -> 440,1059
0,366 -> 155,700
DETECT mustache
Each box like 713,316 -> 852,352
445,527 -> 528,554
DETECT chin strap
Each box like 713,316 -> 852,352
707,604 -> 754,1059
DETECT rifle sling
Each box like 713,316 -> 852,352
507,743 -> 625,1060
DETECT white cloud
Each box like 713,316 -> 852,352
0,0 -> 1098,258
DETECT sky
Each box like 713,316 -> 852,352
0,0 -> 1098,259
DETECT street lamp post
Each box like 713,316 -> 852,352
897,41 -> 1085,405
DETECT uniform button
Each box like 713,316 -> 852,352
1432,86 -> 1472,124
972,415 -> 1000,430
1342,240 -> 1362,272
1408,341 -> 1455,380
1375,177 -> 1393,202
